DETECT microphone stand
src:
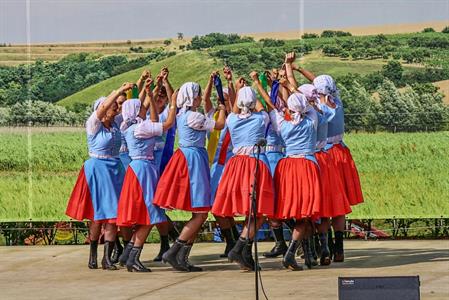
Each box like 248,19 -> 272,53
249,143 -> 263,300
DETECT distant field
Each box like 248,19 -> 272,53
0,130 -> 448,221
434,80 -> 449,105
58,51 -> 223,109
0,38 -> 188,66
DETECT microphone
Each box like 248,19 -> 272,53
255,138 -> 267,147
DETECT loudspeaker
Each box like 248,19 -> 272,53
338,276 -> 420,300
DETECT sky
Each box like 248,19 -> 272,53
0,0 -> 448,44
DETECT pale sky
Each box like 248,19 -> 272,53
0,0 -> 448,44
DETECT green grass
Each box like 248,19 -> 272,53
58,51 -> 223,110
0,130 -> 448,221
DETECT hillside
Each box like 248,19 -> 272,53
58,51 -> 222,109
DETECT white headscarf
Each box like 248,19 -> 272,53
287,93 -> 312,125
93,97 -> 106,111
298,84 -> 319,106
176,82 -> 200,110
237,86 -> 257,119
120,98 -> 142,131
313,75 -> 339,104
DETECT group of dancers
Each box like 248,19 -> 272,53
66,51 -> 364,273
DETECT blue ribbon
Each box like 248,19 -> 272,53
265,80 -> 280,137
159,109 -> 178,174
214,75 -> 225,105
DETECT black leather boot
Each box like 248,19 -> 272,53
333,231 -> 344,262
154,235 -> 170,262
162,239 -> 186,271
176,243 -> 202,272
126,246 -> 151,272
231,225 -> 240,241
219,228 -> 236,258
282,240 -> 303,271
242,240 -> 261,271
111,238 -> 123,264
119,241 -> 133,266
88,240 -> 98,269
101,240 -> 118,270
319,232 -> 331,266
264,226 -> 288,258
309,237 -> 318,266
328,229 -> 334,258
228,237 -> 253,270
302,238 -> 315,269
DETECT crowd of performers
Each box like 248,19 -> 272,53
66,51 -> 364,273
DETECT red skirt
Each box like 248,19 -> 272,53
327,144 -> 364,206
274,157 -> 322,220
212,155 -> 275,217
116,167 -> 150,226
66,167 -> 116,224
153,150 -> 210,212
316,151 -> 352,217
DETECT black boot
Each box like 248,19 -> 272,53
228,237 -> 253,271
162,239 -> 187,271
319,232 -> 331,266
302,239 -> 313,269
154,235 -> 170,262
333,231 -> 345,262
282,240 -> 303,271
328,229 -> 334,258
242,240 -> 261,271
219,228 -> 236,258
309,237 -> 318,266
111,238 -> 123,264
263,226 -> 288,258
101,240 -> 118,270
118,241 -> 133,266
126,246 -> 151,272
231,225 -> 240,241
88,240 -> 98,269
176,243 -> 202,272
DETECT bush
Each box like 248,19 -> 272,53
187,33 -> 254,50
422,27 -> 435,33
260,38 -> 285,47
321,30 -> 352,38
301,33 -> 318,39
163,39 -> 172,46
441,26 -> 449,33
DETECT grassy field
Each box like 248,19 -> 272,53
0,129 -> 448,221
57,51 -> 223,110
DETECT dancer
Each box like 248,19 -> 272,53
212,77 -> 275,271
117,78 -> 177,272
153,76 -> 226,272
254,71 -> 322,271
208,67 -> 240,258
66,83 -> 133,270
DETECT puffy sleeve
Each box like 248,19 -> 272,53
86,111 -> 102,136
134,120 -> 163,139
186,111 -> 216,132
268,110 -> 284,133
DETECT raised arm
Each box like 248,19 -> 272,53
137,70 -> 150,92
162,89 -> 178,131
139,77 -> 158,122
232,77 -> 246,114
223,66 -> 236,107
161,67 -> 174,102
97,83 -> 134,119
292,63 -> 316,82
214,103 -> 226,130
204,71 -> 215,114
285,52 -> 298,89
250,71 -> 275,112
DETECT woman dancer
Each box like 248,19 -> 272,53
66,83 -> 133,270
212,77 -> 275,271
117,78 -> 177,272
153,78 -> 226,272
254,71 -> 322,271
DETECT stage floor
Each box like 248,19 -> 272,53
0,240 -> 448,299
